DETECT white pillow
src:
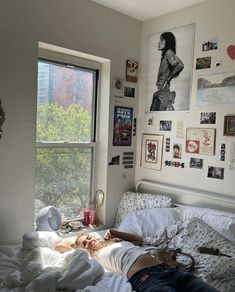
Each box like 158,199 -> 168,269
118,208 -> 180,238
176,205 -> 235,244
22,231 -> 62,250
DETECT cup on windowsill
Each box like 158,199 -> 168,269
89,210 -> 96,225
83,209 -> 90,225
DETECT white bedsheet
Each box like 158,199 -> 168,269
0,244 -> 132,292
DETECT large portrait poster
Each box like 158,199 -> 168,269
145,23 -> 195,112
113,106 -> 133,146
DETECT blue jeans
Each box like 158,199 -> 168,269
129,264 -> 219,292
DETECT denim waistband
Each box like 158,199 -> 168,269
129,264 -> 167,286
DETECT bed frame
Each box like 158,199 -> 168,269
136,180 -> 235,213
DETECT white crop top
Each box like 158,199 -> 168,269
95,241 -> 148,275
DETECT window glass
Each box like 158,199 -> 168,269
35,59 -> 97,223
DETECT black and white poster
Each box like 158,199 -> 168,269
145,23 -> 195,112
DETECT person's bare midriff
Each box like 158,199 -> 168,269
127,254 -> 162,279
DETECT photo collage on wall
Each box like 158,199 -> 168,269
110,59 -> 138,169
143,23 -> 235,181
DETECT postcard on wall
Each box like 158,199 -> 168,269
185,128 -> 215,155
141,134 -> 163,170
145,23 -> 195,112
197,72 -> 235,105
113,106 -> 133,146
126,60 -> 138,83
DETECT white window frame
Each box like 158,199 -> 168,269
36,49 -> 101,210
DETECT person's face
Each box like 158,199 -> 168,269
75,234 -> 102,250
158,37 -> 165,50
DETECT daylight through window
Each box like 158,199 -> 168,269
35,58 -> 98,222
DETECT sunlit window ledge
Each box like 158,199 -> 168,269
59,224 -> 106,239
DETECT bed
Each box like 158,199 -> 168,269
0,180 -> 234,291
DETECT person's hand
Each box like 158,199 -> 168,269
104,229 -> 114,240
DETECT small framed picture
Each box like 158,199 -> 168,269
126,60 -> 138,83
141,134 -> 163,171
224,115 -> 235,136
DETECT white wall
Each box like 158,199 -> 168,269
0,0 -> 140,244
136,0 -> 235,197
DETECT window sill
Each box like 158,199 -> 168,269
59,224 -> 105,239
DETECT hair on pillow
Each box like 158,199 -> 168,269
176,205 -> 235,244
22,231 -> 62,250
118,207 -> 180,238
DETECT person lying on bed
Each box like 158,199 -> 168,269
55,229 -> 219,292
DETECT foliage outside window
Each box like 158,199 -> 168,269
35,59 -> 98,222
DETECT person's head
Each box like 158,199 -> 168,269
158,32 -> 176,56
74,234 -> 102,251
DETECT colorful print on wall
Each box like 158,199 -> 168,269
145,23 -> 195,112
186,128 -> 215,155
126,60 -> 138,83
200,112 -> 216,124
197,72 -> 235,105
196,57 -> 211,70
207,166 -> 224,180
141,134 -> 163,170
113,106 -> 133,146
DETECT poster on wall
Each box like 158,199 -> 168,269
197,72 -> 235,105
185,128 -> 215,155
145,23 -> 195,112
141,134 -> 163,170
113,106 -> 133,146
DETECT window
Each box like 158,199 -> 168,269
35,57 -> 98,222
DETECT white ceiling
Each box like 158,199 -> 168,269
91,0 -> 207,21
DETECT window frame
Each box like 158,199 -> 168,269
36,51 -> 100,213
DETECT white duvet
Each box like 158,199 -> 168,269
0,239 -> 132,292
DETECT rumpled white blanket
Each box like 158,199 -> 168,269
2,247 -> 104,291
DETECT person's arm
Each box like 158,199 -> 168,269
55,241 -> 75,253
104,228 -> 143,246
166,49 -> 184,80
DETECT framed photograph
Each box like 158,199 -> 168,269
141,134 -> 163,170
224,115 -> 235,136
126,60 -> 138,83
185,128 -> 215,155
113,106 -> 133,146
145,23 -> 195,112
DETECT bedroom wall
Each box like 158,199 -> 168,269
136,0 -> 235,199
0,0 -> 140,244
